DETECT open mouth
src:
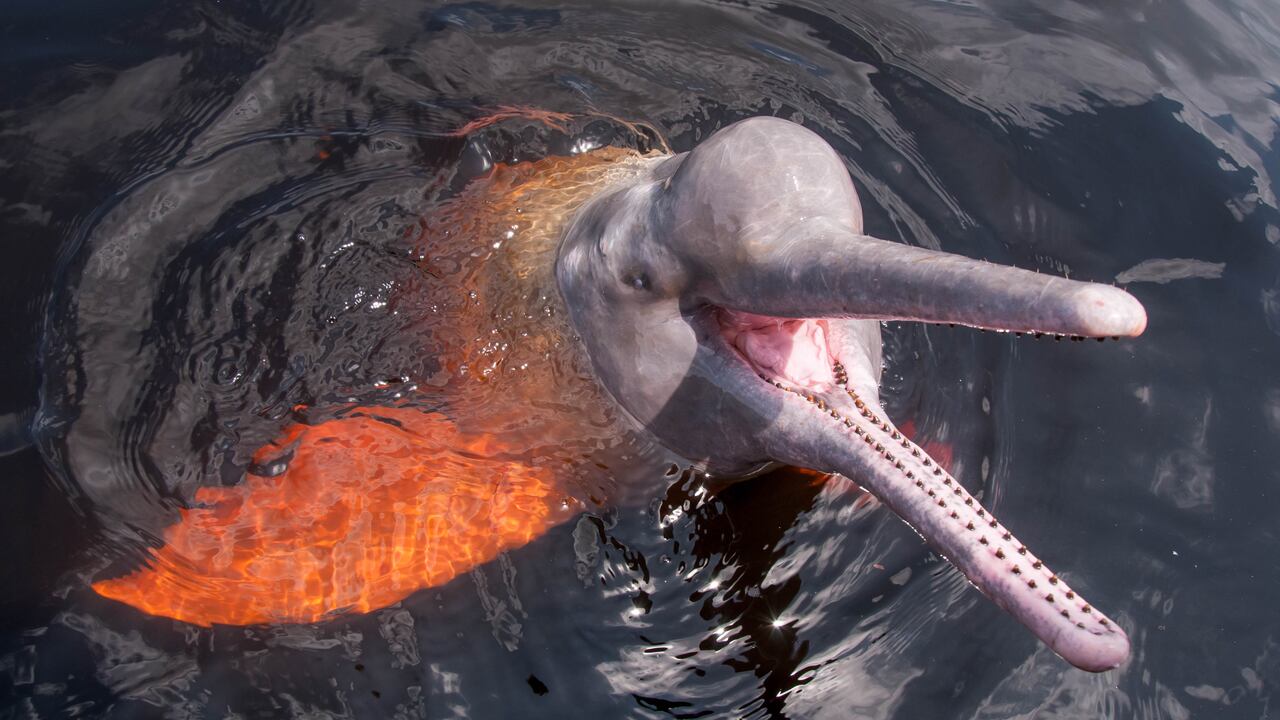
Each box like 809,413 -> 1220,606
717,309 -> 843,393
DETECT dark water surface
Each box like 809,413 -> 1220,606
3,0 -> 1279,717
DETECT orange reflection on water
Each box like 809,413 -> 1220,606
93,407 -> 561,626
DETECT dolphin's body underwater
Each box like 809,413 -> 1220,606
94,116 -> 1143,672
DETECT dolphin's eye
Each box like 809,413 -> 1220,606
622,272 -> 651,291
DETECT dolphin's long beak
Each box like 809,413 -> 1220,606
701,221 -> 1139,671
706,217 -> 1146,337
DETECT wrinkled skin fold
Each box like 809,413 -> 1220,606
558,116 -> 1144,671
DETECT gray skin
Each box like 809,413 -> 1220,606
557,117 -> 1145,672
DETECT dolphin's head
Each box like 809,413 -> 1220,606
556,116 -> 1144,671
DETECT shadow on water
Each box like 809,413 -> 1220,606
2,0 -> 1280,717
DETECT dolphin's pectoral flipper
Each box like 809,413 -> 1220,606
92,407 -> 563,626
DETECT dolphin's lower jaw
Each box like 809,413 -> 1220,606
713,309 -> 1131,672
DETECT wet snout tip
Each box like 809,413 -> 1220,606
1055,622 -> 1131,672
1072,285 -> 1147,338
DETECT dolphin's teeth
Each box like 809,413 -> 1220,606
832,361 -> 848,386
834,381 -> 1061,611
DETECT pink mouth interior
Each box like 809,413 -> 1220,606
718,310 -> 838,391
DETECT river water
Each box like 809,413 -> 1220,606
2,1 -> 1278,718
